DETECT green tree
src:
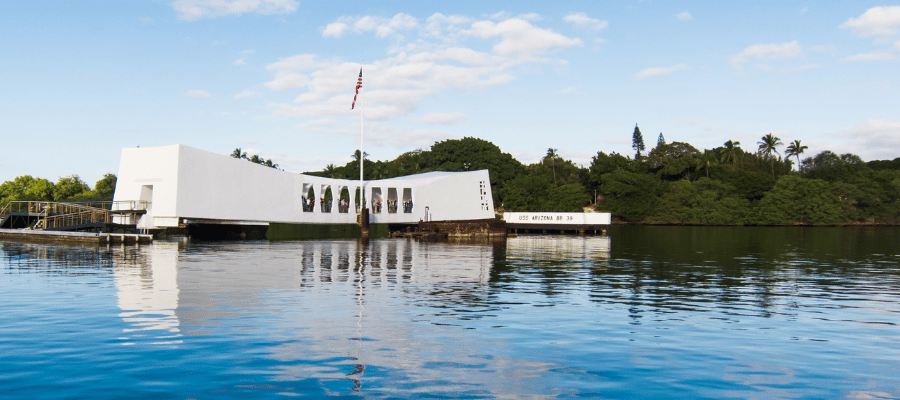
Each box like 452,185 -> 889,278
598,169 -> 661,221
785,140 -> 808,169
546,148 -> 558,185
648,178 -> 749,225
657,132 -> 666,147
93,173 -> 117,199
756,175 -> 841,225
52,175 -> 90,201
67,173 -> 118,202
632,124 -> 646,159
0,175 -> 55,206
721,140 -> 742,170
757,133 -> 783,178
231,148 -> 248,159
647,141 -> 701,181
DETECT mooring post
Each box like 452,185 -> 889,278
359,208 -> 369,236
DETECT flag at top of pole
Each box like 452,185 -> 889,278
351,67 -> 362,109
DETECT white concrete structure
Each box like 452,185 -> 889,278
112,144 -> 494,229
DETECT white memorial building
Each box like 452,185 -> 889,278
112,144 -> 495,230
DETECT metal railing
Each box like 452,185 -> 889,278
43,210 -> 113,230
1,200 -> 150,230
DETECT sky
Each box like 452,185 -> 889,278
2,1 -> 900,186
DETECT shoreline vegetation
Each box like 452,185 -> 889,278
4,131 -> 899,227
302,133 -> 899,227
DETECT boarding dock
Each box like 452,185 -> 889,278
503,212 -> 611,235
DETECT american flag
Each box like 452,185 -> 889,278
351,68 -> 362,109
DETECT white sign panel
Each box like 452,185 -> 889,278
503,212 -> 611,226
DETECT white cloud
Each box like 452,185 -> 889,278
634,64 -> 691,80
563,12 -> 609,31
322,22 -> 348,38
321,13 -> 419,39
424,13 -> 472,37
730,40 -> 802,70
467,18 -> 582,59
842,119 -> 900,160
139,17 -> 154,25
677,11 -> 692,21
233,58 -> 247,66
184,89 -> 211,98
268,13 -> 583,123
843,52 -> 897,62
171,0 -> 299,21
558,87 -> 575,95
840,6 -> 900,38
418,112 -> 467,125
234,89 -> 257,99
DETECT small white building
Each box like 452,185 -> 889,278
112,144 -> 495,229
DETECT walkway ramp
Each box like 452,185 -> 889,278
0,201 -> 148,232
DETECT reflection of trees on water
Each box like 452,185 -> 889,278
0,241 -> 146,276
485,227 -> 900,325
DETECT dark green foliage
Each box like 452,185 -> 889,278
648,178 -> 750,225
598,169 -> 661,221
231,148 -> 279,169
646,141 -> 700,181
756,175 -> 841,225
52,175 -> 90,201
632,124 -> 646,159
501,174 -> 589,212
868,157 -> 900,171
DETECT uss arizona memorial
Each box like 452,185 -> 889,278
112,144 -> 495,232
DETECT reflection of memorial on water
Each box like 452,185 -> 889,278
114,242 -> 182,345
103,239 -> 559,395
504,235 -> 611,265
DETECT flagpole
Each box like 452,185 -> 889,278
359,61 -> 365,211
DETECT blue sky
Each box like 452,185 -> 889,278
2,1 -> 899,185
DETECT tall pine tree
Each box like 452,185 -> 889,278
657,132 -> 666,147
632,124 -> 646,159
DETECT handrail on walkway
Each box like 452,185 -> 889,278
1,200 -> 150,230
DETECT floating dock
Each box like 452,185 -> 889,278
0,229 -> 152,245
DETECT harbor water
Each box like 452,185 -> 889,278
1,226 -> 899,399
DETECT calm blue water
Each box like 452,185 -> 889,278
2,226 -> 899,399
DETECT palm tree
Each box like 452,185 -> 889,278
785,140 -> 808,170
721,140 -> 741,170
324,164 -> 337,178
699,150 -> 717,178
231,148 -> 247,159
757,133 -> 783,178
546,148 -> 558,185
351,150 -> 369,161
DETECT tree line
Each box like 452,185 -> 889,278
1,174 -> 118,207
305,131 -> 900,226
